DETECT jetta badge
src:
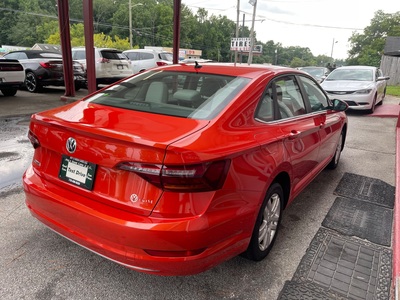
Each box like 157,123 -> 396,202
66,137 -> 77,153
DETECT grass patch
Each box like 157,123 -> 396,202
387,85 -> 400,97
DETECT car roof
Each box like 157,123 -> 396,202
300,66 -> 325,69
335,65 -> 377,70
156,63 -> 295,77
72,47 -> 121,51
123,49 -> 170,53
7,50 -> 60,54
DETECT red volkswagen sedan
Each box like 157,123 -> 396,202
23,63 -> 348,276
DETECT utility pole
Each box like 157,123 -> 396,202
128,1 -> 143,48
248,0 -> 257,65
129,0 -> 132,48
235,0 -> 240,64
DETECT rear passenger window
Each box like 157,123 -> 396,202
256,76 -> 306,121
298,76 -> 329,112
126,52 -> 139,60
73,50 -> 86,60
141,53 -> 154,60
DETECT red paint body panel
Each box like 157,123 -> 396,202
23,63 -> 347,275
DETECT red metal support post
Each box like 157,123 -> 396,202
83,0 -> 96,94
173,0 -> 181,64
57,0 -> 75,97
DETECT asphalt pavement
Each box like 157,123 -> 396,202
0,87 -> 399,299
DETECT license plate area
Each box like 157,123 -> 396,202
59,155 -> 96,190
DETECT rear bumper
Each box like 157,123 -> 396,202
23,166 -> 250,276
0,82 -> 23,89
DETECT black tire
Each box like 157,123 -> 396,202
243,182 -> 283,261
1,88 -> 17,96
25,71 -> 42,93
327,131 -> 344,170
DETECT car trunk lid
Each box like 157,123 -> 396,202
28,100 -> 209,216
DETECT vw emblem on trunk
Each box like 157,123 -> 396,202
66,137 -> 77,153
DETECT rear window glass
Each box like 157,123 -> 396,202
38,53 -> 62,58
100,50 -> 128,60
159,52 -> 173,61
26,52 -> 62,59
86,70 -> 250,120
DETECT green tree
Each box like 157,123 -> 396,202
347,10 -> 400,67
47,23 -> 130,50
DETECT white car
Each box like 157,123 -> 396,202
123,49 -> 172,74
321,66 -> 389,113
72,47 -> 133,86
0,59 -> 25,96
298,66 -> 330,83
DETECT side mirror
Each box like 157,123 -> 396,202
331,99 -> 348,112
377,76 -> 390,81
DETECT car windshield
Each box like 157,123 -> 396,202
301,68 -> 324,78
86,70 -> 250,120
326,69 -> 373,81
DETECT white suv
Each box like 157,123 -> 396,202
123,49 -> 173,74
71,47 -> 133,86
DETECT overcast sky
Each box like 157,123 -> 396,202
182,0 -> 400,59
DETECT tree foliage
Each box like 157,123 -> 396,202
1,1 -> 397,66
347,10 -> 400,67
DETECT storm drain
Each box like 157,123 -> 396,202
322,197 -> 393,246
334,172 -> 395,208
279,228 -> 392,300
278,173 -> 394,300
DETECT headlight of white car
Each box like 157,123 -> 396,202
354,89 -> 372,94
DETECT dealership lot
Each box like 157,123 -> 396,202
0,88 -> 397,299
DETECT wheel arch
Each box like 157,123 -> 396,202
341,123 -> 347,151
272,172 -> 291,209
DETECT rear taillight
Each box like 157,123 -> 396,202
39,62 -> 57,69
28,130 -> 40,149
118,160 -> 230,192
97,58 -> 110,63
0,64 -> 23,71
156,61 -> 168,66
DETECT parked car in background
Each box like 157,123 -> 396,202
0,59 -> 25,96
123,49 -> 173,74
72,47 -> 132,86
298,66 -> 330,83
321,65 -> 389,113
3,50 -> 86,93
23,63 -> 348,276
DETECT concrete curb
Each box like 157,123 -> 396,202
395,112 -> 400,300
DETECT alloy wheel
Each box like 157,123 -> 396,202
258,192 -> 281,251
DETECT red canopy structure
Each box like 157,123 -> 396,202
57,0 -> 181,96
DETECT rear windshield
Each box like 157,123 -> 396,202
86,70 -> 250,120
100,50 -> 128,61
30,52 -> 62,59
159,52 -> 173,61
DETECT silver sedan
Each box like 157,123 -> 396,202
321,65 -> 389,113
